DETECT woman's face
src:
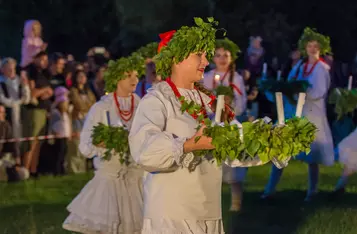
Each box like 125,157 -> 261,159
1,62 -> 17,79
32,22 -> 42,37
213,48 -> 232,70
175,52 -> 209,82
117,71 -> 139,93
96,67 -> 106,81
76,71 -> 87,85
291,50 -> 301,60
306,41 -> 320,58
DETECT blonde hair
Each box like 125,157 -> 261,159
0,57 -> 17,69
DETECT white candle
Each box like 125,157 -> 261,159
102,112 -> 108,125
214,74 -> 220,85
275,92 -> 285,125
295,93 -> 306,117
277,70 -> 282,81
348,75 -> 353,90
215,95 -> 225,123
263,63 -> 267,76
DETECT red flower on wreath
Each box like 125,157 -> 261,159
158,30 -> 176,52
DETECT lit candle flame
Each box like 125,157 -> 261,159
214,74 -> 220,82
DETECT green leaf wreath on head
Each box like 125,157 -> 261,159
136,42 -> 158,59
154,17 -> 219,79
104,52 -> 145,92
298,27 -> 331,57
215,38 -> 241,62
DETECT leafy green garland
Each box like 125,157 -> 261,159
154,17 -> 220,78
136,42 -> 158,59
91,123 -> 131,165
328,88 -> 357,120
104,52 -> 145,92
178,96 -> 317,165
215,38 -> 241,62
258,78 -> 310,104
298,27 -> 331,56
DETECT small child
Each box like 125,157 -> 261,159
49,86 -> 71,175
20,20 -> 47,68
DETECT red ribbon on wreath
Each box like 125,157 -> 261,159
157,30 -> 176,52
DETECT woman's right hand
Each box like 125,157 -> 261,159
183,125 -> 215,153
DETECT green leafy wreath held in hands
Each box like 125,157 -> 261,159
91,52 -> 145,165
329,88 -> 357,120
154,17 -> 317,166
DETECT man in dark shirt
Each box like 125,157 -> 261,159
23,51 -> 53,177
48,52 -> 66,89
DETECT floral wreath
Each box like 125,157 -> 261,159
104,52 -> 145,92
298,27 -> 331,56
154,17 -> 220,79
215,38 -> 241,62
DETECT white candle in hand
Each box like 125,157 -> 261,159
295,93 -> 306,117
215,95 -> 225,123
277,70 -> 282,81
348,75 -> 353,90
102,112 -> 108,125
214,74 -> 220,85
275,92 -> 285,125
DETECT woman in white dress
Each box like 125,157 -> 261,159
62,53 -> 145,234
203,38 -> 248,212
261,28 -> 334,202
129,17 -> 286,234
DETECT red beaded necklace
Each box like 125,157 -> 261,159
113,92 -> 134,122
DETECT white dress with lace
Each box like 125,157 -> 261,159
62,93 -> 144,234
129,82 -> 271,234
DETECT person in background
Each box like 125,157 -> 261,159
0,104 -> 29,182
49,87 -> 71,176
20,20 -> 47,68
23,51 -> 53,177
282,48 -> 301,80
135,61 -> 161,98
244,36 -> 265,79
48,52 -> 67,89
89,65 -> 106,101
0,58 -> 31,140
67,70 -> 96,173
242,69 -> 259,122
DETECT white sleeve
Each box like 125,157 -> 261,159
79,103 -> 106,158
129,94 -> 189,172
306,65 -> 330,101
21,85 -> 31,105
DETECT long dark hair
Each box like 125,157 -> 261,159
72,70 -> 90,93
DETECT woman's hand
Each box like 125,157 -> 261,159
183,125 -> 215,153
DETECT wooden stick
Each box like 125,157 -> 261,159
215,95 -> 225,123
275,92 -> 285,125
295,93 -> 306,117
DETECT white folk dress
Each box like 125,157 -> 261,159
338,127 -> 357,171
292,60 -> 334,165
63,93 -> 144,234
129,82 -> 267,234
203,70 -> 248,183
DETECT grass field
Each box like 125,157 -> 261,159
1,161 -> 357,234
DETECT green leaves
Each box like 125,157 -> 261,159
192,117 -> 317,166
104,52 -> 145,92
135,42 -> 158,59
328,88 -> 357,120
91,123 -> 131,165
215,85 -> 234,100
154,17 -> 219,78
215,38 -> 241,62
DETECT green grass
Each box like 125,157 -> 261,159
1,161 -> 357,234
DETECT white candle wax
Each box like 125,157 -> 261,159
215,95 -> 225,123
103,112 -> 108,125
263,63 -> 267,75
348,75 -> 353,90
295,93 -> 306,117
277,70 -> 282,81
275,92 -> 285,125
214,74 -> 220,85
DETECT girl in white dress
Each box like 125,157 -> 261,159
261,28 -> 334,202
62,53 -> 145,234
129,17 -> 285,234
203,38 -> 248,212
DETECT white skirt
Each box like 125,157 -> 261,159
63,168 -> 144,234
339,128 -> 357,171
141,218 -> 224,234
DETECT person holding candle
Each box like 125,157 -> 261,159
62,52 -> 145,234
203,38 -> 249,212
261,27 -> 334,202
128,17 -> 281,233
